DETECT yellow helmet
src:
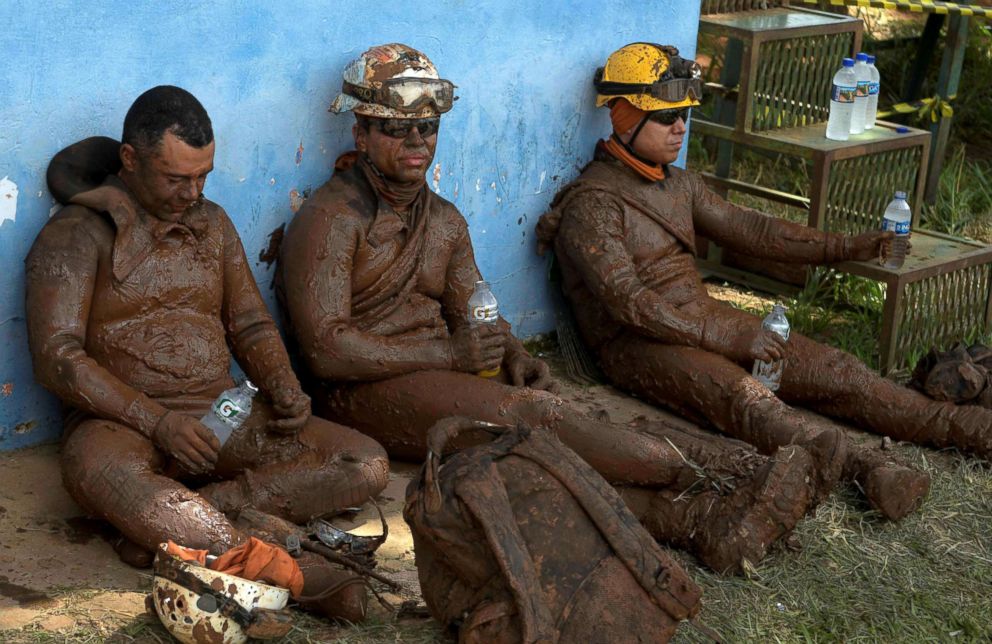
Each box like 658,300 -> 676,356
594,43 -> 702,111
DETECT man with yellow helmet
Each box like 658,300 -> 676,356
536,42 -> 992,523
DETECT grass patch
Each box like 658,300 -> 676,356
674,450 -> 992,643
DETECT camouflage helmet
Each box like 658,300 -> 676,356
329,43 -> 456,119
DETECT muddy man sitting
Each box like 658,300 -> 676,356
26,86 -> 388,621
536,42 -> 992,520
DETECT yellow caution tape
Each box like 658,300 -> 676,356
875,94 -> 956,121
796,0 -> 992,19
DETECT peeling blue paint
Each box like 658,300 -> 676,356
0,0 -> 700,449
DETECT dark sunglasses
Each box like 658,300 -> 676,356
370,117 -> 441,139
648,107 -> 690,125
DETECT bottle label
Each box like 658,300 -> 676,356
831,84 -> 856,103
471,304 -> 499,323
868,81 -> 880,96
855,80 -> 870,98
214,398 -> 243,419
882,218 -> 911,235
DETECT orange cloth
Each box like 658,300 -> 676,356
165,538 -> 305,599
600,137 -> 666,182
609,98 -> 646,135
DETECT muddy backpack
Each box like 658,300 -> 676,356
403,418 -> 702,644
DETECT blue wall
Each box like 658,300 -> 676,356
0,0 -> 700,450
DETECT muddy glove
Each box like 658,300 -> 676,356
704,322 -> 787,365
838,230 -> 894,262
505,350 -> 559,393
153,411 -> 220,474
449,324 -> 505,374
267,375 -> 311,434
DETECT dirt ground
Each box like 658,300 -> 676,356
0,369 -> 688,642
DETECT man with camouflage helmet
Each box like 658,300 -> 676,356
279,43 -> 828,574
535,42 -> 991,521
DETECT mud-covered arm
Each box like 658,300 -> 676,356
557,192 -> 724,348
24,214 -> 169,437
282,210 -> 452,381
439,213 -> 529,361
219,213 -> 301,398
689,174 -> 850,264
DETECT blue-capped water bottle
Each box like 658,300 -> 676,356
880,191 -> 911,269
826,58 -> 857,141
752,304 -> 790,392
200,380 -> 258,446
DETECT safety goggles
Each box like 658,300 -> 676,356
649,107 -> 691,125
310,504 -> 388,556
595,71 -> 703,104
367,117 -> 441,139
343,77 -> 456,115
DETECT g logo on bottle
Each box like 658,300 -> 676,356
217,399 -> 240,418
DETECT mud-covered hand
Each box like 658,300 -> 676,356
450,324 -> 506,374
711,325 -> 787,364
505,350 -> 559,393
152,411 -> 220,475
844,230 -> 893,262
267,384 -> 311,434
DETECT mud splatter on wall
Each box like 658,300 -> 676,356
0,0 -> 700,449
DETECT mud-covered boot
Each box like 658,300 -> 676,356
942,404 -> 992,459
233,509 -> 370,623
642,445 -> 816,574
737,398 -> 848,503
293,552 -> 369,623
844,446 -> 930,520
113,535 -> 154,568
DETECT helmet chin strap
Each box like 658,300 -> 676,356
614,113 -> 659,167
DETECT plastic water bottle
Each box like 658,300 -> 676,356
467,280 -> 501,378
752,304 -> 790,392
826,58 -> 857,141
880,191 -> 911,269
200,380 -> 258,446
865,54 -> 880,129
850,53 -> 871,134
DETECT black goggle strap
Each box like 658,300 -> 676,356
594,77 -> 702,101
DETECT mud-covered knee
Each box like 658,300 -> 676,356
499,388 -> 564,429
729,376 -> 778,426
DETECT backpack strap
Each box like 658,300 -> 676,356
455,458 -> 556,644
510,430 -> 702,621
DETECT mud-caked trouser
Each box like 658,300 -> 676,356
598,299 -> 960,520
61,399 -> 389,553
320,368 -> 818,573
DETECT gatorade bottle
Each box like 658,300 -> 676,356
200,380 -> 258,446
752,304 -> 790,392
826,58 -> 857,141
865,54 -> 880,129
850,53 -> 871,134
467,280 -> 501,378
880,191 -> 911,269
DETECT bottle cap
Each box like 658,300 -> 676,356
895,126 -> 909,133
866,54 -> 876,64
894,190 -> 908,200
856,52 -> 869,62
842,58 -> 854,67
243,380 -> 259,393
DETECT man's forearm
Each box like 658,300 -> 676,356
35,339 -> 168,438
308,325 -> 453,381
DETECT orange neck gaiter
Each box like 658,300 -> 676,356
603,99 -> 666,182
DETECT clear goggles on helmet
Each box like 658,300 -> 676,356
343,77 -> 457,114
594,69 -> 703,104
